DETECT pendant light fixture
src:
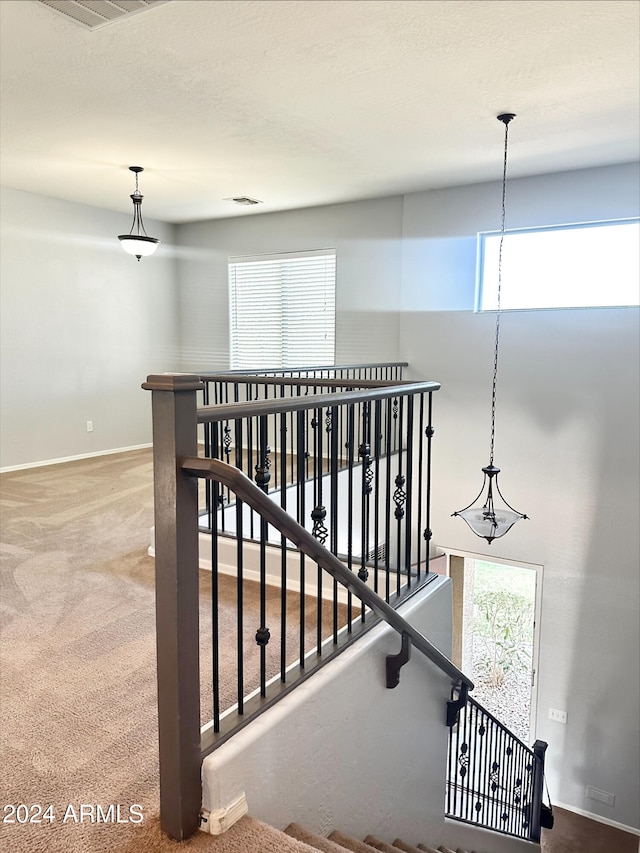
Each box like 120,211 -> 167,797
118,166 -> 160,261
452,113 -> 528,544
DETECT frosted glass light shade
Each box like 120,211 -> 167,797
118,235 -> 160,258
454,505 -> 525,543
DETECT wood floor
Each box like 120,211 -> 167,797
541,806 -> 639,853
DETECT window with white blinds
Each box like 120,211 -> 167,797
229,249 -> 336,369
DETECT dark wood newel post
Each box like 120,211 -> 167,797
142,374 -> 204,841
529,738 -> 549,843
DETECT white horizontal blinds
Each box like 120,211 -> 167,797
229,250 -> 336,369
229,258 -> 283,368
282,252 -> 336,365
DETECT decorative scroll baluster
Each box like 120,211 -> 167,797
311,504 -> 328,545
393,475 -> 406,517
446,694 -> 548,842
358,401 -> 372,585
223,423 -> 232,457
254,447 -> 271,492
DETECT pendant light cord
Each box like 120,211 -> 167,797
489,114 -> 514,466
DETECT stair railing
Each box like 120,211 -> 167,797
446,688 -> 548,843
144,372 -> 467,841
143,372 -> 547,845
196,373 -> 432,599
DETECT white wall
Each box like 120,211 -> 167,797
174,196 -> 404,370
399,162 -> 640,830
2,162 -> 637,831
202,577 -> 532,853
0,187 -> 179,469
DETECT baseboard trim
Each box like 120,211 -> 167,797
200,792 -> 248,835
0,444 -> 152,473
554,801 -> 640,837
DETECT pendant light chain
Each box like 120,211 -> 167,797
452,112 -> 527,543
489,114 -> 513,466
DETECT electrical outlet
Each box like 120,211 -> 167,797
548,707 -> 567,723
86,421 -> 93,433
586,786 -> 615,807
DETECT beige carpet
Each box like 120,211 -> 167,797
3,451 -> 637,853
0,449 -> 341,852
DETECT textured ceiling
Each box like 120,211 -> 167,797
0,0 -> 638,223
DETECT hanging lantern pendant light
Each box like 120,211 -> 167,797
118,166 -> 160,261
453,113 -> 528,544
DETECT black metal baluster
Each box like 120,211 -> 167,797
498,726 -> 509,833
469,702 -> 478,823
211,476 -> 220,733
393,397 -> 406,599
232,417 -> 244,717
280,412 -> 288,683
330,405 -> 339,643
447,693 -> 454,816
449,698 -> 457,816
424,392 -> 434,575
404,396 -> 414,587
474,702 -> 482,823
202,381 -> 212,531
346,403 -> 355,629
516,743 -> 525,836
297,410 -> 306,666
373,399 -> 382,595
247,406 -> 254,539
505,737 -> 516,835
510,742 -> 520,836
384,397 -> 392,602
416,394 -> 425,579
255,415 -> 271,698
312,406 -> 326,654
462,697 -> 471,820
490,723 -> 500,831
484,707 -> 493,827
359,402 -> 372,592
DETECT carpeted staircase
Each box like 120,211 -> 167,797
284,824 -> 475,853
198,816 -> 482,853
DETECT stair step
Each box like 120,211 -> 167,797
417,845 -> 440,853
329,829 -> 380,852
393,840 -> 428,853
285,823 -> 351,853
364,835 -> 405,853
205,815 -> 319,852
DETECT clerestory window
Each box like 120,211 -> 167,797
477,218 -> 639,311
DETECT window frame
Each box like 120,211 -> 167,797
228,248 -> 337,370
475,217 -> 640,313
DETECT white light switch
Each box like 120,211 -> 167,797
548,708 -> 567,723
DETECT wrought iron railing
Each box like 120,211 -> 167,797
143,366 -> 547,845
446,689 -> 548,843
195,375 -> 425,596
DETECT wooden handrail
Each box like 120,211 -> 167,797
181,456 -> 473,692
197,380 -> 441,423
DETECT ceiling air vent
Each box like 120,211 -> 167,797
37,1 -> 171,31
225,197 -> 263,206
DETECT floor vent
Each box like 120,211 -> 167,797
368,544 -> 387,564
37,1 -> 170,31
